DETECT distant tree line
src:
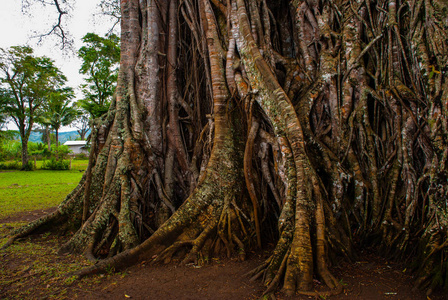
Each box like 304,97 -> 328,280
0,33 -> 120,169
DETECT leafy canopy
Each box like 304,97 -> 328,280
78,33 -> 120,118
0,45 -> 71,166
38,86 -> 79,146
0,46 -> 68,134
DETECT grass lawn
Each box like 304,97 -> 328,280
0,167 -> 85,219
0,159 -> 113,300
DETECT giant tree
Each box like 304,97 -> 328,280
0,46 -> 69,169
5,0 -> 448,296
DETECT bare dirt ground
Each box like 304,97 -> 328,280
1,209 -> 446,300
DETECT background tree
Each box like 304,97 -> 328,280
6,0 -> 448,296
99,0 -> 121,33
20,0 -> 73,48
73,112 -> 90,141
34,124 -> 52,151
0,88 -> 9,131
78,33 -> 120,118
0,90 -> 18,155
0,46 -> 68,169
0,130 -> 21,162
39,87 -> 78,148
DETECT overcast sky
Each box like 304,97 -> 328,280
1,0 -> 119,131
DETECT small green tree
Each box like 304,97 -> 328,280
0,46 -> 68,169
0,131 -> 20,161
73,111 -> 90,140
39,87 -> 78,147
34,124 -> 52,151
78,33 -> 120,118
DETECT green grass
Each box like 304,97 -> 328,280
0,159 -> 115,300
0,169 -> 84,219
70,159 -> 89,170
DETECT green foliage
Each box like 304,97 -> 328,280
0,160 -> 34,171
0,161 -> 21,170
38,87 -> 79,146
0,130 -> 19,141
78,33 -> 120,118
73,112 -> 90,140
0,90 -> 8,128
1,140 -> 52,162
0,138 -> 21,161
51,144 -> 71,158
22,161 -> 34,171
0,142 -> 75,170
28,142 -> 48,157
0,46 -> 72,166
41,157 -> 70,170
41,144 -> 72,169
0,142 -> 77,170
0,161 -> 33,171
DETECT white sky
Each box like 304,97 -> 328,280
1,0 -> 119,131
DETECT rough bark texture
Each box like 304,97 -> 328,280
5,0 -> 448,296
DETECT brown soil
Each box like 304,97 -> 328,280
1,209 -> 446,300
0,207 -> 57,224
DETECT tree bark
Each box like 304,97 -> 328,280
20,138 -> 29,169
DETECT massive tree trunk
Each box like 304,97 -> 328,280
4,0 -> 448,295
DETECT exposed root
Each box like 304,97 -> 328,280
182,222 -> 217,264
71,183 -> 244,278
152,241 -> 193,264
1,209 -> 63,250
71,110 -> 246,277
1,181 -> 85,250
262,249 -> 288,295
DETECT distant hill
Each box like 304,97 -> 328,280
29,131 -> 81,144
5,130 -> 90,144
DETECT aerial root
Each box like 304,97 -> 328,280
181,223 -> 216,264
151,241 -> 194,264
1,209 -> 63,250
94,218 -> 117,256
84,240 -> 97,262
2,182 -> 85,250
247,251 -> 343,297
72,243 -> 142,279
247,260 -> 270,281
262,250 -> 289,295
232,234 -> 246,261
